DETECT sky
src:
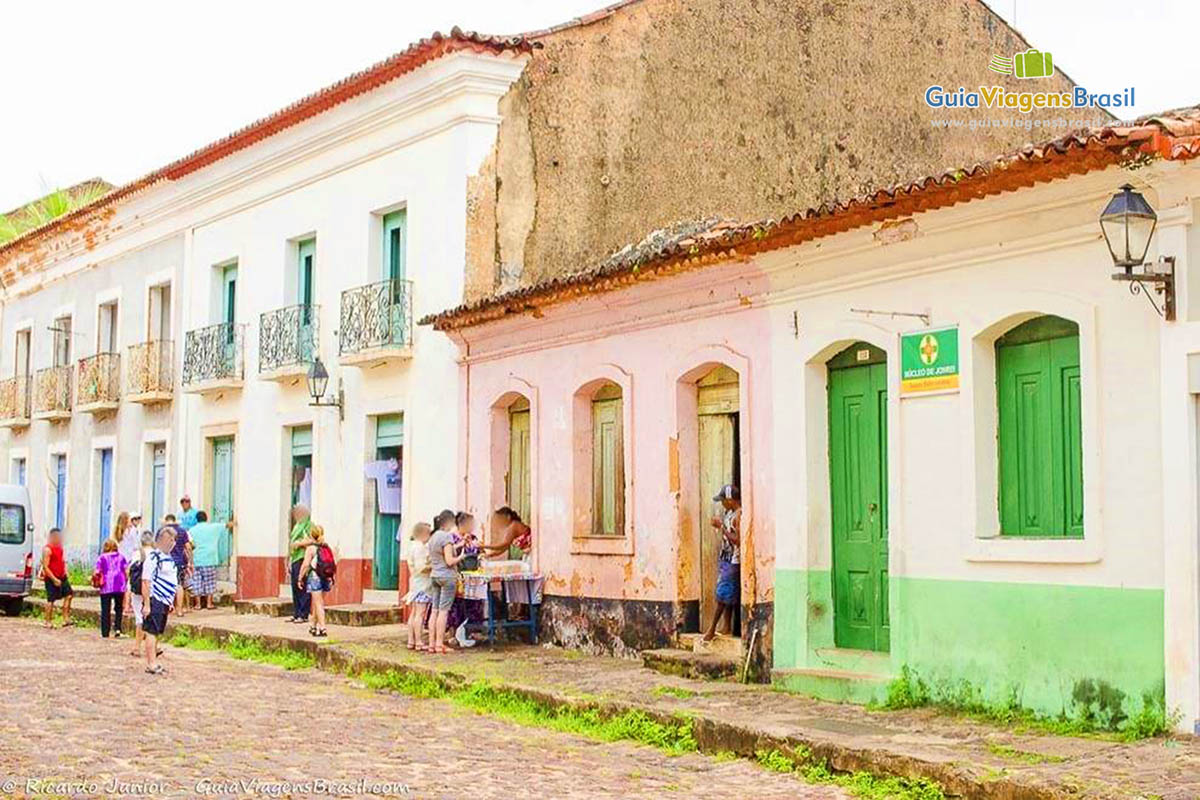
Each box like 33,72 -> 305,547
0,0 -> 1196,213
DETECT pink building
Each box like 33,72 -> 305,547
429,222 -> 777,665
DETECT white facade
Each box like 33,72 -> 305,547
0,49 -> 527,604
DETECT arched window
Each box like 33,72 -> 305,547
995,315 -> 1083,538
590,382 -> 624,536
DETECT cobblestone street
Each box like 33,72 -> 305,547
0,619 -> 845,799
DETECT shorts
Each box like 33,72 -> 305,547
715,559 -> 740,605
131,594 -> 145,626
189,566 -> 217,596
305,572 -> 333,593
44,576 -> 73,603
428,575 -> 456,610
142,598 -> 170,636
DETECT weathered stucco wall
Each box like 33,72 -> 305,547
466,0 -> 1082,296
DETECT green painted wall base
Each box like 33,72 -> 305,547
772,668 -> 891,705
773,568 -> 1165,722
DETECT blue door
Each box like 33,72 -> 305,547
54,455 -> 66,530
151,444 -> 166,530
98,448 -> 113,548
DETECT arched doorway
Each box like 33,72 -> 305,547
827,342 -> 889,652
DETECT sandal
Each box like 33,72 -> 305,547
309,626 -> 318,637
145,665 -> 165,675
315,628 -> 328,637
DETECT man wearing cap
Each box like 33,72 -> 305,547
703,484 -> 741,642
179,495 -> 199,531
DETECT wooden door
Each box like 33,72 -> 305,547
151,444 -> 166,528
828,344 -> 889,652
372,415 -> 403,590
211,437 -> 235,572
97,448 -> 113,549
698,412 -> 736,628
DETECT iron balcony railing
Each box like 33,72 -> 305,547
127,340 -> 173,396
0,375 -> 31,421
77,352 -> 121,407
182,322 -> 244,386
34,365 -> 71,415
259,304 -> 318,373
339,278 -> 413,356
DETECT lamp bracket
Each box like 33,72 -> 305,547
308,378 -> 345,421
1112,256 -> 1175,321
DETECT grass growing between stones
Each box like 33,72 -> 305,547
652,685 -> 699,699
355,668 -> 698,754
355,665 -> 945,797
755,748 -> 945,800
876,666 -> 1176,741
166,630 -> 314,670
985,742 -> 1065,765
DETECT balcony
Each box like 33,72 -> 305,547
76,352 -> 121,414
182,322 -> 244,396
0,375 -> 31,428
33,366 -> 71,421
259,304 -> 318,383
338,278 -> 413,369
126,340 -> 173,404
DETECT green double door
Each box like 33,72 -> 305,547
828,344 -> 890,652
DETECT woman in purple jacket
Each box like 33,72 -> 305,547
95,539 -> 129,638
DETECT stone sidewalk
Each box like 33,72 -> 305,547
37,597 -> 1199,799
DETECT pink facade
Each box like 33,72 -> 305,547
450,263 -> 776,655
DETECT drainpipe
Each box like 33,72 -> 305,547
455,328 -> 472,511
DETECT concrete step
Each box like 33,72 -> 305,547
325,604 -> 403,627
678,632 -> 743,659
235,597 -> 295,617
643,647 -> 739,680
772,667 -> 893,705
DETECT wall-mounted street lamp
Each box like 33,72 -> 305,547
1100,184 -> 1175,320
307,357 -> 343,420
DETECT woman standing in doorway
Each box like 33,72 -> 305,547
703,485 -> 741,642
287,504 -> 314,624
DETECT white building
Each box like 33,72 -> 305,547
0,31 -> 530,606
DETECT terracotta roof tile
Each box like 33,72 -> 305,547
0,28 -> 532,260
423,104 -> 1200,332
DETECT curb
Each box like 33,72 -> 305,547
24,598 -> 1066,799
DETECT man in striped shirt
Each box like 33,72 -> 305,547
141,527 -> 178,676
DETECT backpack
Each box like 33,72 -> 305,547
128,558 -> 144,589
315,544 -> 336,581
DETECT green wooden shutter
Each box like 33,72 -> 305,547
383,211 -> 406,282
591,396 -> 623,536
508,409 -> 531,523
222,264 -> 238,326
375,415 -> 404,448
996,317 -> 1082,538
297,239 -> 315,307
291,426 -> 313,457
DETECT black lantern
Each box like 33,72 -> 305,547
1100,184 -> 1157,271
1100,184 -> 1174,320
307,357 -> 343,418
307,357 -> 329,402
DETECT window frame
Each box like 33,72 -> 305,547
571,370 -> 635,556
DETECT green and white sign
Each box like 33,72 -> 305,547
900,325 -> 959,396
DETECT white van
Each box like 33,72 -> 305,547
0,484 -> 35,617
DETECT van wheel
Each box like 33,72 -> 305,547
1,597 -> 24,617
